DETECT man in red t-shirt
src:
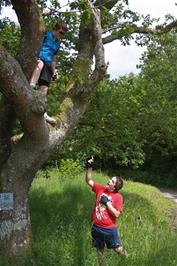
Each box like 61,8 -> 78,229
85,157 -> 128,265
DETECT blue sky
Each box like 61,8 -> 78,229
1,0 -> 177,79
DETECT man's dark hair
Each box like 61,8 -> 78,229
53,21 -> 68,32
114,176 -> 123,192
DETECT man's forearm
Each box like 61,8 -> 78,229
85,167 -> 94,187
106,202 -> 120,218
86,167 -> 92,183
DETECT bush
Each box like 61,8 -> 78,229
58,159 -> 83,180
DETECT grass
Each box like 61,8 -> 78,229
1,169 -> 177,266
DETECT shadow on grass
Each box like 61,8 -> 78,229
29,183 -> 94,265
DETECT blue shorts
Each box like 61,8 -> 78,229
91,224 -> 122,250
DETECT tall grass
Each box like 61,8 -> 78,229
1,170 -> 177,265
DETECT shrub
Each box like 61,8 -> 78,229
58,159 -> 83,180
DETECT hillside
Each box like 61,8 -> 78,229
1,170 -> 177,266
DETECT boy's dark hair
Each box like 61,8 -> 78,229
53,21 -> 68,32
114,176 -> 123,192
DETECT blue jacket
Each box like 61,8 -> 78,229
38,31 -> 60,65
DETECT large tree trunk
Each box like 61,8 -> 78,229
0,189 -> 32,255
0,0 -> 107,256
0,136 -> 45,254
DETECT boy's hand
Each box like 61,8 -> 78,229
52,73 -> 58,81
86,156 -> 94,168
100,195 -> 110,206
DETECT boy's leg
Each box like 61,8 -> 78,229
39,85 -> 57,126
30,59 -> 44,88
40,85 -> 48,95
38,68 -> 57,126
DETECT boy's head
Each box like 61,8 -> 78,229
53,21 -> 68,33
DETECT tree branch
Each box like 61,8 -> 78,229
102,20 -> 177,44
88,1 -> 107,88
11,0 -> 44,79
0,46 -> 48,140
0,97 -> 16,169
94,0 -> 118,9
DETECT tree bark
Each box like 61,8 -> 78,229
0,190 -> 32,255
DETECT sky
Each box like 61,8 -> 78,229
0,0 -> 177,79
105,0 -> 177,78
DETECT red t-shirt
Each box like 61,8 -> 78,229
91,182 -> 123,228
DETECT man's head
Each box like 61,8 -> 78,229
106,176 -> 123,192
53,21 -> 68,38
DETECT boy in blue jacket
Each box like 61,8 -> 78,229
30,21 -> 68,125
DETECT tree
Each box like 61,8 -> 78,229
0,0 -> 176,256
136,30 -> 177,172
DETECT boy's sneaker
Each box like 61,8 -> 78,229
44,112 -> 57,126
30,83 -> 36,90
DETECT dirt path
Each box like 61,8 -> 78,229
160,188 -> 177,204
160,188 -> 177,229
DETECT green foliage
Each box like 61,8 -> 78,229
47,30 -> 177,185
119,169 -> 177,188
0,19 -> 20,56
136,30 -> 177,165
57,159 -> 83,180
47,63 -> 176,183
49,77 -> 145,169
39,159 -> 83,180
1,170 -> 177,265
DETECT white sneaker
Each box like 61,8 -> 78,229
44,112 -> 57,126
30,83 -> 36,90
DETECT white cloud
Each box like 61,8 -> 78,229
105,41 -> 145,78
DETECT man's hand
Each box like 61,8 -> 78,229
100,194 -> 110,206
85,156 -> 94,187
86,156 -> 94,169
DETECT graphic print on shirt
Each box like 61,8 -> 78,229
95,193 -> 112,220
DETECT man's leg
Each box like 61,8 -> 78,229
96,248 -> 105,266
91,225 -> 105,265
114,246 -> 128,257
30,60 -> 44,88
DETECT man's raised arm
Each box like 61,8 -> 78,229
85,156 -> 94,188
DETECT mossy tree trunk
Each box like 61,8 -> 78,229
0,0 -> 106,255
